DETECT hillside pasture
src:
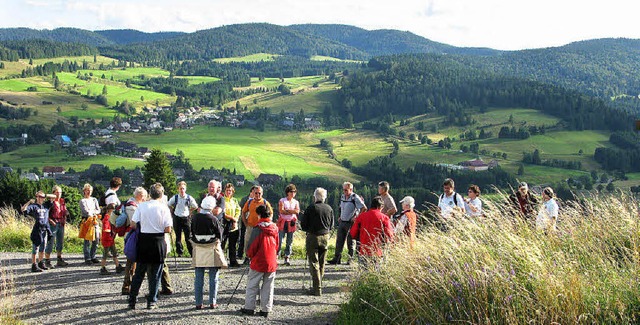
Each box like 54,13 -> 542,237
116,126 -> 363,182
213,53 -> 281,63
0,144 -> 144,170
236,83 -> 339,114
75,67 -> 169,81
310,55 -> 362,63
0,55 -> 118,78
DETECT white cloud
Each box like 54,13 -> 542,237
1,0 -> 640,50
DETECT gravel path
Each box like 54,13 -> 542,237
1,252 -> 354,324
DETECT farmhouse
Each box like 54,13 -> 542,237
78,146 -> 97,156
43,166 -> 65,178
460,159 -> 489,171
54,173 -> 80,186
21,173 -> 39,181
256,173 -> 282,187
54,135 -> 72,147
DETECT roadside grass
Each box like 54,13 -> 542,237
339,193 -> 640,324
213,53 -> 281,63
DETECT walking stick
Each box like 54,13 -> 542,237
170,229 -> 177,271
227,266 -> 249,308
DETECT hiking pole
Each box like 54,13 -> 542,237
227,265 -> 249,308
170,229 -> 177,271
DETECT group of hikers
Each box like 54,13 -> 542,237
21,176 -> 559,315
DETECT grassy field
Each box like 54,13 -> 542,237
176,76 -> 221,85
236,83 -> 339,114
213,53 -> 281,63
75,67 -> 169,81
56,72 -> 174,109
0,55 -> 117,78
115,126 -> 363,182
310,55 -> 362,63
0,144 -> 144,170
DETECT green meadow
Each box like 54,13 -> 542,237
213,53 -> 281,63
0,55 -> 117,78
116,126 -> 363,182
310,55 -> 362,63
236,83 -> 339,114
75,67 -> 169,81
0,144 -> 144,170
177,75 -> 221,85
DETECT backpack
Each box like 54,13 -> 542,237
114,199 -> 137,237
341,193 -> 365,220
98,192 -> 115,208
440,192 -> 459,206
123,225 -> 140,261
171,194 -> 192,211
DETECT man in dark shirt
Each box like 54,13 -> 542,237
509,182 -> 539,221
300,187 -> 334,296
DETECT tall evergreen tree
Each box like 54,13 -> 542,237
143,148 -> 177,197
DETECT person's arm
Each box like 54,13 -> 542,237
383,216 -> 394,243
232,198 -> 241,221
386,196 -> 398,217
267,201 -> 274,217
349,217 -> 360,240
167,197 -> 176,213
189,197 -> 198,214
278,199 -> 287,215
21,200 -> 34,212
292,200 -> 300,215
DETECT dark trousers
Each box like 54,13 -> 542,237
332,220 -> 355,262
222,230 -> 239,265
129,262 -> 163,305
306,233 -> 329,293
237,221 -> 246,259
174,216 -> 192,256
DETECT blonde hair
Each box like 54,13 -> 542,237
82,183 -> 93,192
177,181 -> 187,188
52,185 -> 62,193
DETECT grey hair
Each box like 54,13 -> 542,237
133,187 -> 148,199
342,182 -> 353,190
314,187 -> 327,202
149,183 -> 164,200
208,179 -> 219,187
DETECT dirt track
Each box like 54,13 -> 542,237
1,252 -> 354,324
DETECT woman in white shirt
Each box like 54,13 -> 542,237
464,184 -> 483,217
536,187 -> 559,232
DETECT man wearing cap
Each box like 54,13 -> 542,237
393,196 -> 417,249
328,182 -> 366,265
509,182 -> 539,220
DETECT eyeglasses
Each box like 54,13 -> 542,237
37,196 -> 45,198
343,189 -> 349,192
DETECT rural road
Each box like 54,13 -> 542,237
1,252 -> 353,324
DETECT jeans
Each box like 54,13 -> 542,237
45,223 -> 64,254
174,216 -> 192,256
129,262 -> 163,305
332,220 -> 355,262
83,239 -> 98,261
194,267 -> 220,306
278,231 -> 294,257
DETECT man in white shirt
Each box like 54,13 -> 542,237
105,177 -> 122,225
128,183 -> 173,310
437,178 -> 465,219
168,181 -> 198,257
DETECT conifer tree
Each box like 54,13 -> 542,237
143,149 -> 177,196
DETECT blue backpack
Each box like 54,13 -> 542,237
123,225 -> 140,261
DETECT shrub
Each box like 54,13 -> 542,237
339,193 -> 640,324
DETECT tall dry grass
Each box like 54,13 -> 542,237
338,193 -> 640,324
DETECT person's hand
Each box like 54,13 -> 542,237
30,199 -> 35,204
49,219 -> 56,226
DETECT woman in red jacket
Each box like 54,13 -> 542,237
240,205 -> 279,318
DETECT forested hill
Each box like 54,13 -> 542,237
288,24 -> 499,56
95,29 -> 185,45
99,23 -> 368,61
0,27 -> 112,46
336,54 -> 632,132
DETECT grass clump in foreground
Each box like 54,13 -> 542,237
338,194 -> 640,324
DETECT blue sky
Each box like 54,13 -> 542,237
1,0 -> 638,50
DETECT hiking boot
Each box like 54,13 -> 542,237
258,310 -> 269,318
56,258 -> 69,267
327,259 -> 340,265
306,288 -> 322,296
116,264 -> 125,273
128,302 -> 136,310
91,258 -> 101,264
37,261 -> 49,270
121,288 -> 130,296
159,288 -> 173,295
100,267 -> 110,275
210,304 -> 218,309
195,305 -> 203,310
229,262 -> 241,268
239,308 -> 254,315
31,263 -> 43,273
146,302 -> 157,310
44,259 -> 54,269
284,257 -> 291,266
242,259 -> 250,265
84,260 -> 92,265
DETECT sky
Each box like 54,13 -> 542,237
0,0 -> 639,50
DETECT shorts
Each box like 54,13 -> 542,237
103,245 -> 118,258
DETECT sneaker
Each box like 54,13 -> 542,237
146,303 -> 157,310
306,288 -> 322,296
44,259 -> 54,269
91,258 -> 101,264
37,261 -> 49,270
284,257 -> 291,266
31,263 -> 42,273
242,259 -> 250,265
195,305 -> 202,310
210,303 -> 218,309
84,260 -> 92,265
100,267 -> 110,275
56,258 -> 69,267
258,311 -> 269,318
121,289 -> 130,296
229,262 -> 241,268
115,264 -> 125,273
239,308 -> 254,315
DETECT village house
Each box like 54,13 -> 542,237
128,169 -> 144,189
172,168 -> 186,180
54,135 -> 72,147
78,146 -> 97,156
42,166 -> 65,178
54,173 -> 80,186
115,141 -> 138,154
460,159 -> 489,171
230,174 -> 245,187
256,173 -> 282,188
21,173 -> 39,181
